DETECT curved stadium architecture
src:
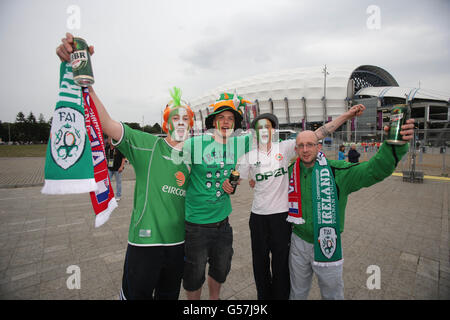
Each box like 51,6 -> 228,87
190,65 -> 449,146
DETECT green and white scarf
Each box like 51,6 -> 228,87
312,152 -> 343,266
289,152 -> 343,266
41,62 -> 97,194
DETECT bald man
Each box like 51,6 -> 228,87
288,119 -> 415,300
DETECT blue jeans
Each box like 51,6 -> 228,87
108,169 -> 122,197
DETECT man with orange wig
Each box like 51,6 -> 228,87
57,29 -> 195,301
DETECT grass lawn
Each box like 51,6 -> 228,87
0,144 -> 47,157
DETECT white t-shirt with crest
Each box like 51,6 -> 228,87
237,139 -> 297,215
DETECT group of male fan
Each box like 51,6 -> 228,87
56,33 -> 415,300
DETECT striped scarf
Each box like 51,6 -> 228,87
42,62 -> 116,227
287,152 -> 343,266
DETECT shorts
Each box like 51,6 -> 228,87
182,219 -> 234,291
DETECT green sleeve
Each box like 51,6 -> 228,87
112,122 -> 158,166
336,141 -> 409,195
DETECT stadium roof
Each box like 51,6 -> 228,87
356,86 -> 450,103
191,65 -> 399,124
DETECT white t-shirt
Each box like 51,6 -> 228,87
237,140 -> 297,215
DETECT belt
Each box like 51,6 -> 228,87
185,217 -> 229,228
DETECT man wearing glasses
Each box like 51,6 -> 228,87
235,105 -> 365,300
289,118 -> 415,299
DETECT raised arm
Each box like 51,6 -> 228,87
56,32 -> 122,141
314,104 -> 366,141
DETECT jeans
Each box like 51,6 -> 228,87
289,233 -> 344,300
108,169 -> 122,197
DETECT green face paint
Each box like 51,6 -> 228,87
168,107 -> 190,142
255,119 -> 272,145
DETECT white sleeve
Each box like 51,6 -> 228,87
282,139 -> 297,159
236,153 -> 251,180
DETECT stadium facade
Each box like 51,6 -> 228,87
190,65 -> 450,146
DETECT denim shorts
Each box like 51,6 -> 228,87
182,219 -> 234,291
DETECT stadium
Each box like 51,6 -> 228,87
190,65 -> 450,146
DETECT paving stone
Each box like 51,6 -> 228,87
0,158 -> 449,300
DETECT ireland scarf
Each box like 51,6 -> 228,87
42,62 -> 116,228
288,153 -> 343,267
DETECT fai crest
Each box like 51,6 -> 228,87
51,107 -> 86,170
318,227 -> 337,259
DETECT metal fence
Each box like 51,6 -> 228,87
319,129 -> 450,177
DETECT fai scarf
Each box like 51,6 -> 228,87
82,87 -> 117,228
288,152 -> 343,267
42,62 -> 97,194
42,62 -> 116,228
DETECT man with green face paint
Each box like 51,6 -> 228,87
236,105 -> 366,300
57,34 -> 195,300
164,102 -> 193,142
182,92 -> 252,300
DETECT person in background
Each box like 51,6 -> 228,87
106,136 -> 126,201
347,143 -> 360,163
338,145 -> 346,160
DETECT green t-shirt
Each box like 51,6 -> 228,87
183,134 -> 252,224
114,123 -> 190,246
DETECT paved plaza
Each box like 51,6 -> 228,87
0,157 -> 449,300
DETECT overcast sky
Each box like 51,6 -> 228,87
0,0 -> 449,125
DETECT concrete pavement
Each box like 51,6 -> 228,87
0,158 -> 449,300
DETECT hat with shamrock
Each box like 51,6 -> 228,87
205,92 -> 251,130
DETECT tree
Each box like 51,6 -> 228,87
143,125 -> 153,134
152,122 -> 162,134
16,112 -> 26,123
26,112 -> 36,124
124,122 -> 142,130
38,113 -> 46,124
37,114 -> 50,143
15,111 -> 27,142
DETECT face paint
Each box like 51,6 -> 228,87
168,107 -> 190,142
215,111 -> 235,138
255,119 -> 272,145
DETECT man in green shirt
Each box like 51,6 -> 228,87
56,34 -> 194,300
288,119 -> 415,299
182,92 -> 252,300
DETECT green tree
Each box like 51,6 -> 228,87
16,112 -> 26,123
124,122 -> 142,130
37,113 -> 50,143
25,112 -> 38,142
152,122 -> 162,134
15,111 -> 27,142
26,112 -> 36,124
